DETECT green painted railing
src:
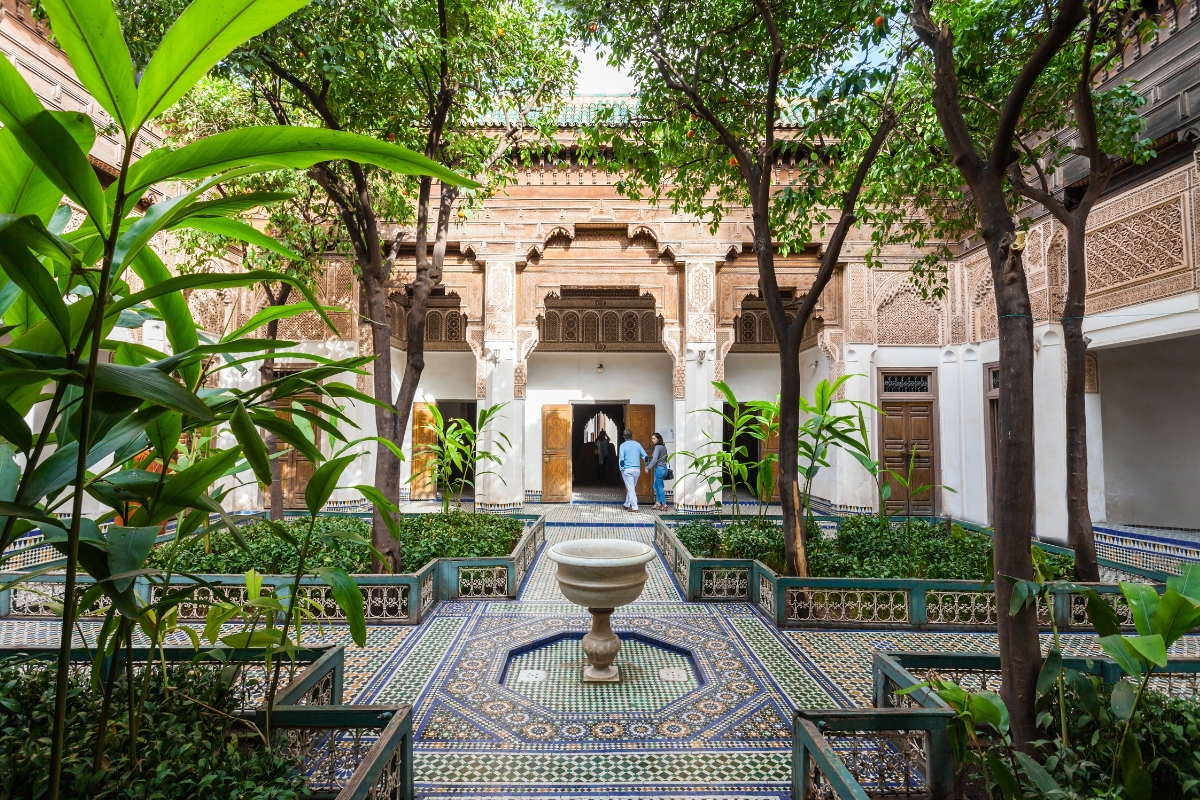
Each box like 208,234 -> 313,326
1,514 -> 546,625
0,644 -> 413,799
794,650 -> 1200,800
793,708 -> 957,800
653,517 -> 1146,632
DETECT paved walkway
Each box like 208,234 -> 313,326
7,504 -> 1200,798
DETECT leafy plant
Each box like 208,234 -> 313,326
147,516 -> 376,574
913,564 -> 1200,800
413,403 -> 511,513
677,381 -> 777,520
0,0 -> 464,792
395,511 -> 523,575
0,657 -> 309,799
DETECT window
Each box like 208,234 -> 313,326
882,374 -> 929,394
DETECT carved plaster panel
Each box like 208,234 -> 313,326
661,326 -> 685,400
875,276 -> 944,346
484,262 -> 515,341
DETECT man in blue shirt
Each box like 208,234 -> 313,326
618,429 -> 648,512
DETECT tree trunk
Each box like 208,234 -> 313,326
777,337 -> 807,576
988,223 -> 1042,751
1063,221 -> 1098,580
362,273 -> 403,572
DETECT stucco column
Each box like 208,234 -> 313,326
675,261 -> 719,512
1033,324 -> 1068,544
476,261 -> 524,512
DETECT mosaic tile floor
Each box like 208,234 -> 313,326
8,505 -> 1200,799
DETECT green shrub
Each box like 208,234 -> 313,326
675,520 -> 723,558
147,516 -> 376,574
0,660 -> 307,799
395,511 -> 524,573
149,512 -> 525,575
675,514 -> 1074,580
722,519 -> 786,574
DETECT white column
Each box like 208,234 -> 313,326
1033,324 -> 1068,543
957,346 -> 990,524
938,347 -> 966,519
475,261 -> 523,511
1085,356 -> 1107,522
828,345 -> 878,512
675,261 -> 719,511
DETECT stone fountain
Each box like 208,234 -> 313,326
546,538 -> 655,682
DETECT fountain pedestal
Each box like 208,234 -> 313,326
546,539 -> 654,683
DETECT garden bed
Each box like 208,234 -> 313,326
3,513 -> 546,626
0,645 -> 412,800
653,516 -> 1150,632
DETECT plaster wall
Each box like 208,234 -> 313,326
723,353 -> 781,403
1099,333 -> 1200,528
394,351 -> 478,488
523,352 -> 675,494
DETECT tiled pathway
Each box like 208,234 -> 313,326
8,504 -> 1200,798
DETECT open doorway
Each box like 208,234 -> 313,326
572,404 -> 625,496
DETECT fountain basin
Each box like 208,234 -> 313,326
547,539 -> 655,608
546,538 -> 654,682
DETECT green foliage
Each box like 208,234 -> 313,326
413,403 -> 510,513
0,660 -> 308,799
673,518 -> 790,575
808,517 -> 988,580
722,519 -> 787,575
678,515 -> 1073,581
148,513 -> 525,575
147,516 -> 376,574
674,520 -> 723,559
396,512 -> 523,575
677,382 -> 777,519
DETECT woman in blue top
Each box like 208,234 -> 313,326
646,433 -> 670,511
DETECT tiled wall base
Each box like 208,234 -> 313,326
476,501 -> 524,514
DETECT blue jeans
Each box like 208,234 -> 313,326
653,465 -> 668,505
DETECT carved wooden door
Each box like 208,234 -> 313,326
880,401 -> 937,516
541,404 -> 572,502
275,400 -> 321,508
763,422 -> 780,502
410,402 -> 437,500
627,404 -> 655,503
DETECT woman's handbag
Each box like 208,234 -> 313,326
664,468 -> 674,480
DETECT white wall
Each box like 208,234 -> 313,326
524,352 -> 674,493
1099,333 -> 1200,528
724,353 -> 781,402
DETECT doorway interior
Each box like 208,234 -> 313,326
572,403 -> 625,493
541,402 -> 656,503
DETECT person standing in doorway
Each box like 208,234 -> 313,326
596,429 -> 611,485
646,433 -> 670,511
618,428 -> 647,512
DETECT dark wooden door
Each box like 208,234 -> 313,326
410,402 -> 437,500
275,401 -> 321,508
880,401 -> 937,515
542,404 -> 572,502
627,404 -> 655,503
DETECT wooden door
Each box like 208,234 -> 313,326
275,400 -> 321,508
627,404 -> 655,503
410,402 -> 437,500
764,423 -> 780,502
542,404 -> 572,502
880,401 -> 937,516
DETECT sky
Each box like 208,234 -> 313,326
574,46 -> 637,95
